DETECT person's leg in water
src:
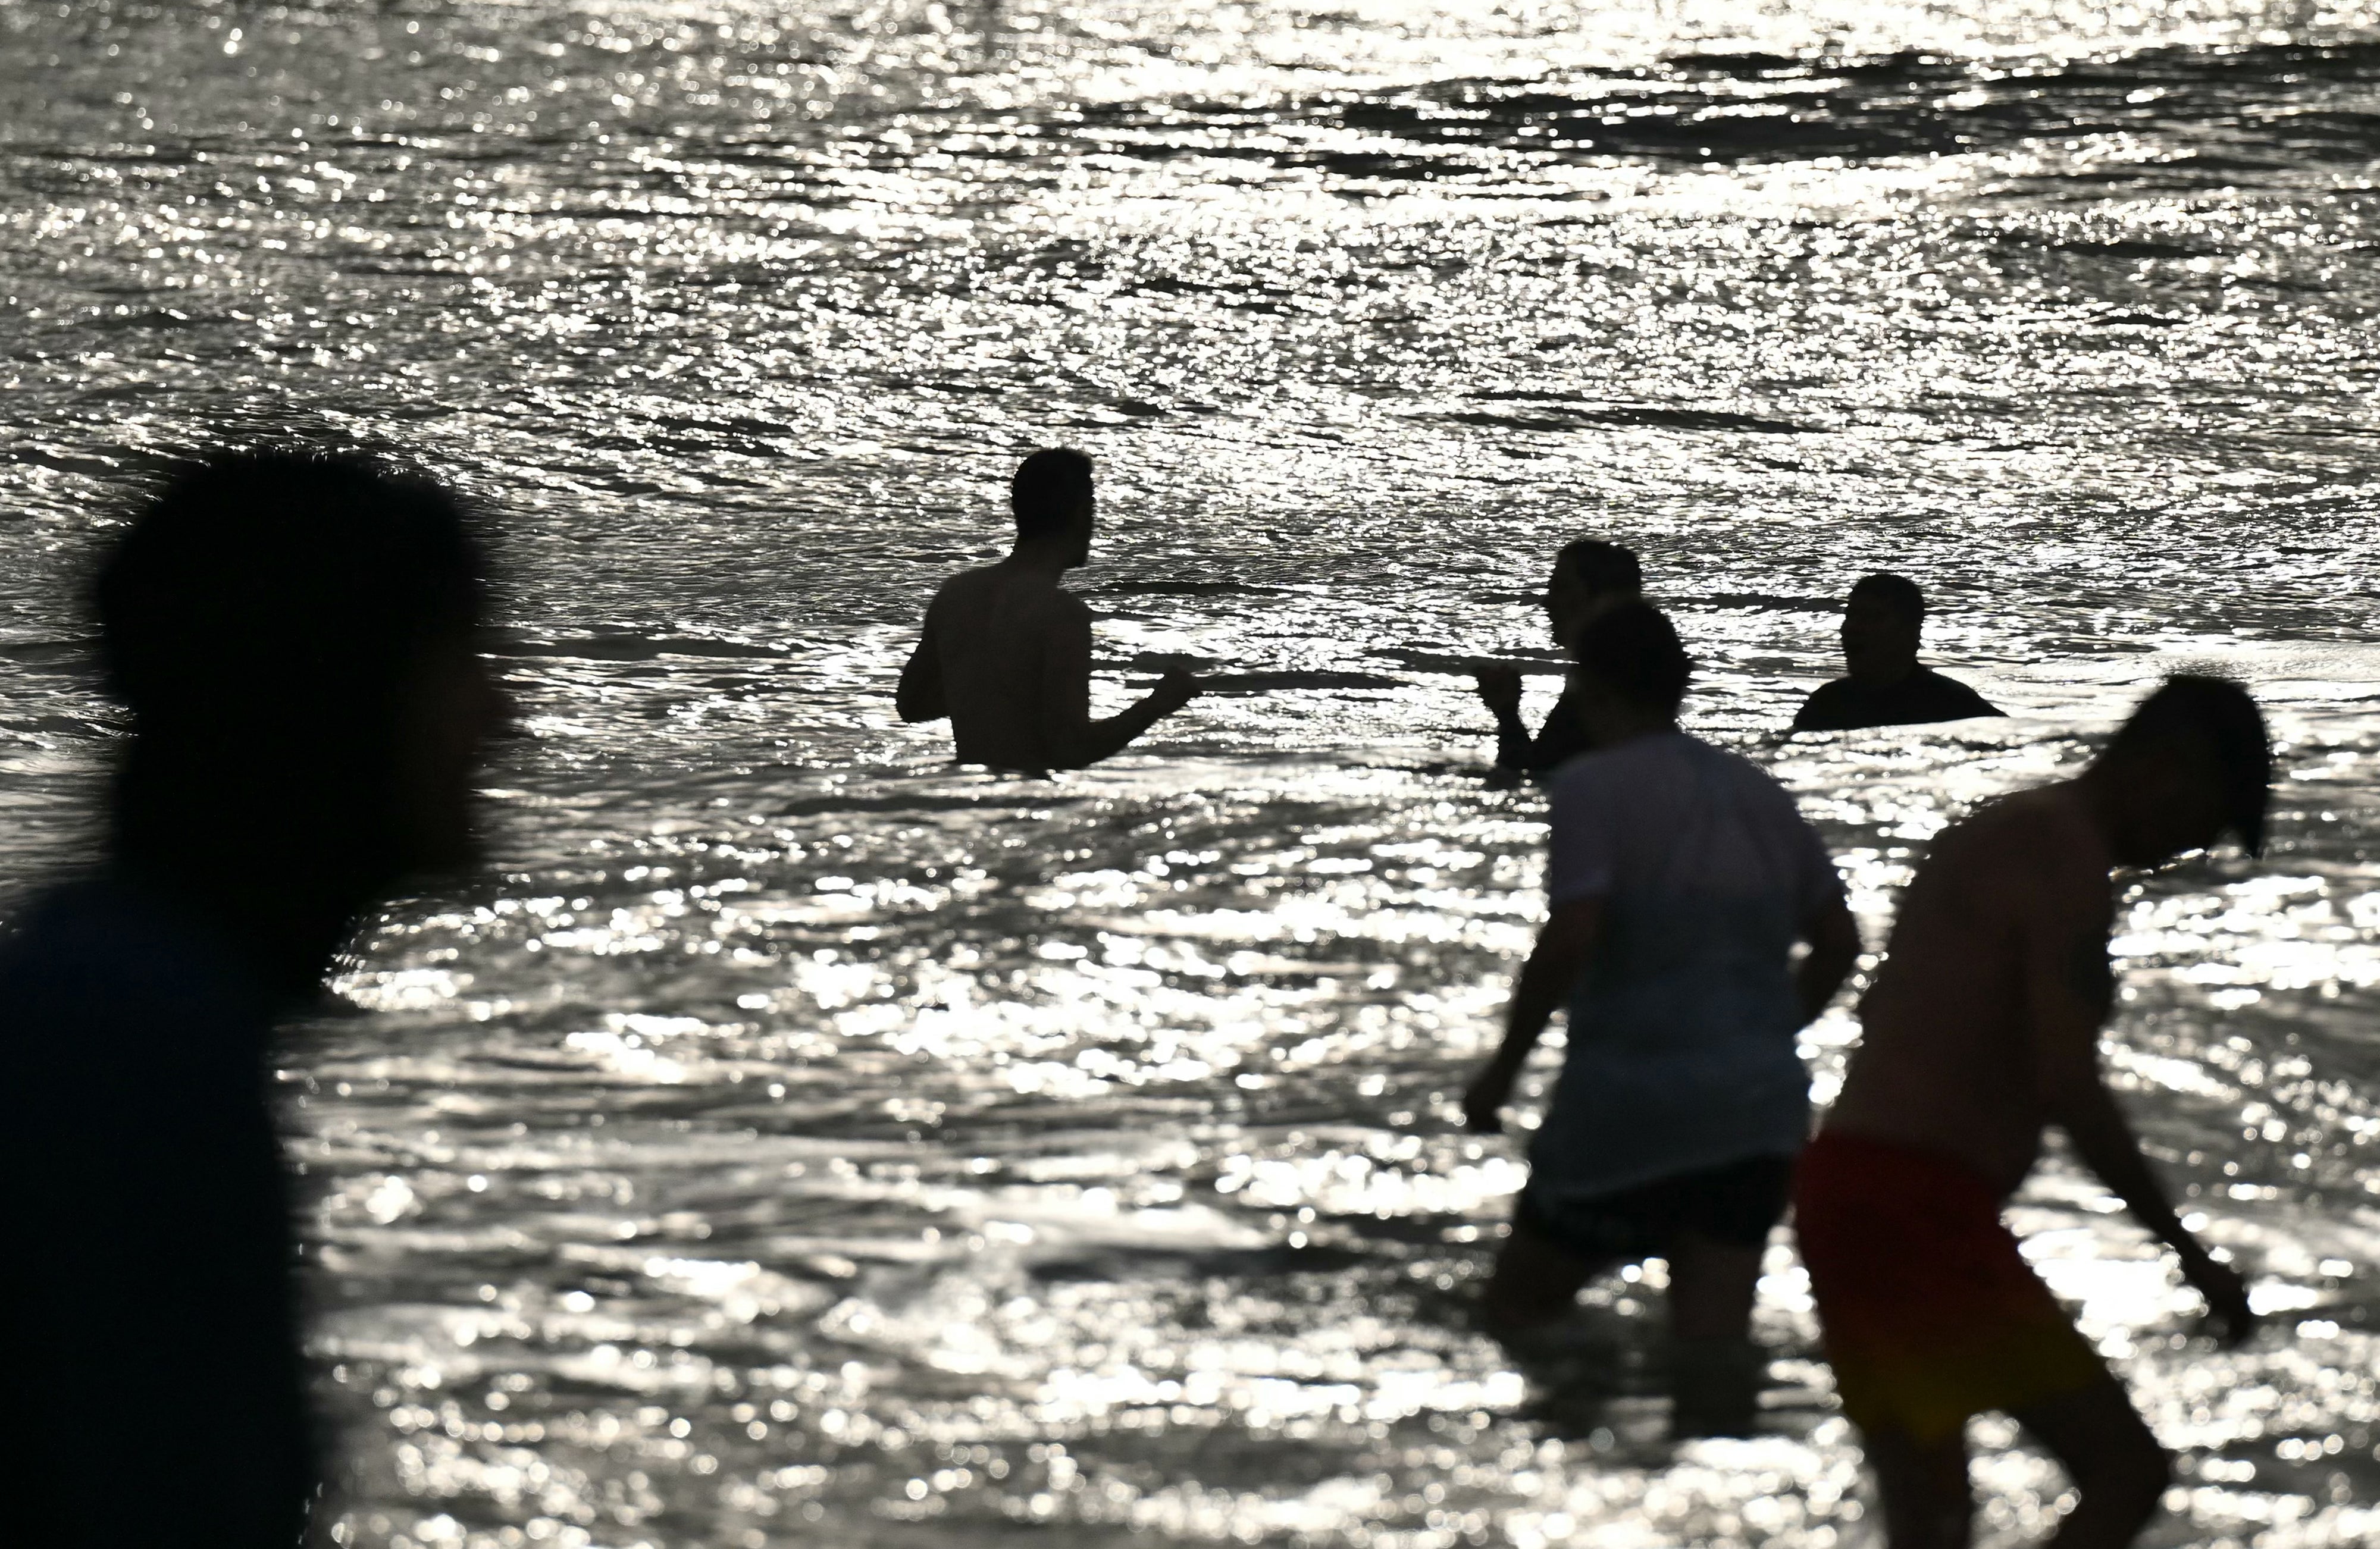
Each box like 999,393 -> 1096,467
2013,1378 -> 2172,1549
1484,1218 -> 1770,1435
1490,1159 -> 1786,1432
1481,1218 -> 1608,1332
1858,1379 -> 2167,1549
1863,1423 -> 1974,1549
1665,1228 -> 1766,1436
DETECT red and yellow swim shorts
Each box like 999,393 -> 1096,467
1795,1130 -> 2107,1442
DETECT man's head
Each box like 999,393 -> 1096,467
1568,599 -> 1690,746
1549,538 -> 1642,651
95,449 -> 500,911
2089,675 -> 2271,868
1012,447 -> 1095,567
1842,572 -> 1924,686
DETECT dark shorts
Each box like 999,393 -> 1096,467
1517,1153 -> 1795,1264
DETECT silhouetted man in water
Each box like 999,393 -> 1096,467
1792,572 -> 2001,733
898,447 -> 1198,770
1797,676 -> 2263,1549
1464,602 -> 1860,1435
0,451 -> 503,1546
1473,538 -> 1641,776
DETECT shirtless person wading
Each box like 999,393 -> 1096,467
898,448 -> 1198,770
1798,676 -> 2266,1549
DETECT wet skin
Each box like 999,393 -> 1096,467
1824,752 -> 2256,1549
898,503 -> 1198,772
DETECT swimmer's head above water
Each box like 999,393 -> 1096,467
1011,446 -> 1095,570
1548,538 -> 1642,653
1840,571 -> 1925,687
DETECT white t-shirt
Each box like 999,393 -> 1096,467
1530,732 -> 1844,1197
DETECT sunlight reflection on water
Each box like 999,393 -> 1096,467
6,0 -> 2380,1545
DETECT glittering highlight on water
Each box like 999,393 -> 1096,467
7,1 -> 2380,1545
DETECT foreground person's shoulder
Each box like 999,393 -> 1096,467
0,879 -> 124,967
1959,787 -> 2104,882
1543,747 -> 1606,798
1,879 -> 252,999
933,563 -> 998,599
1962,785 -> 2060,835
1701,734 -> 1792,786
1544,738 -> 1645,805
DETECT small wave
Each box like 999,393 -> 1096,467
1445,399 -> 1809,435
493,632 -> 784,662
1083,40 -> 2380,174
1095,580 -> 1286,597
1687,594 -> 1842,614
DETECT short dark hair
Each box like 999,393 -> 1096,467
1011,448 -> 1094,539
1556,538 -> 1642,597
2104,675 -> 2271,856
1849,572 -> 1924,626
1572,599 -> 1692,715
94,447 -> 486,883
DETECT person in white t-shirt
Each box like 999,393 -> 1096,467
1463,600 -> 1861,1434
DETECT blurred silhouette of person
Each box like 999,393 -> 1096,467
1463,601 -> 1860,1435
1474,538 -> 1642,776
898,447 -> 1198,771
1797,676 -> 2265,1549
0,450 -> 504,1547
1791,572 -> 2001,733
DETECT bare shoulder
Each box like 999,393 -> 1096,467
931,564 -> 1003,608
1032,583 -> 1092,634
1937,785 -> 2109,910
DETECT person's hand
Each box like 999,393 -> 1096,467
1472,663 -> 1523,719
2182,1252 -> 2257,1347
1462,1061 -> 1516,1134
1151,667 -> 1201,716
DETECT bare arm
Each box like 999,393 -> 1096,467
1472,664 -> 1534,769
1464,896 -> 1603,1132
1797,892 -> 1861,1026
2028,894 -> 2256,1342
1036,601 -> 1197,769
895,604 -> 948,723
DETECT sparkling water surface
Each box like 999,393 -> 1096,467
6,1 -> 2380,1545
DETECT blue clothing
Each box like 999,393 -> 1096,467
1528,733 -> 1842,1199
0,879 -> 315,1547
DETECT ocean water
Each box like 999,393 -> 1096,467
7,1 -> 2380,1544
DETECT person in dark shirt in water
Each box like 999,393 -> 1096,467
0,450 -> 505,1547
1474,538 -> 1642,775
1792,572 -> 2002,734
898,447 -> 1199,771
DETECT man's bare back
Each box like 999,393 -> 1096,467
904,564 -> 1103,770
1827,784 -> 2115,1196
896,449 -> 1196,771
944,563 -> 1069,769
